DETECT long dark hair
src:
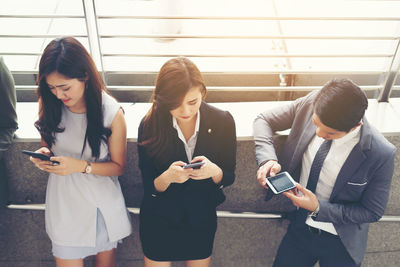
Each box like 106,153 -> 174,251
139,57 -> 206,163
34,37 -> 111,159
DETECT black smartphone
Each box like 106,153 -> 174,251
22,150 -> 60,165
182,161 -> 205,169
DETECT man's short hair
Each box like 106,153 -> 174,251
314,78 -> 368,132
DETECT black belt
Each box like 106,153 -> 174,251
307,225 -> 334,236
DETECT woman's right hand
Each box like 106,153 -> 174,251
165,161 -> 192,184
29,147 -> 53,171
154,161 -> 192,192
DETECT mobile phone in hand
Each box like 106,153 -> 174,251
22,150 -> 60,165
265,171 -> 296,194
182,161 -> 205,169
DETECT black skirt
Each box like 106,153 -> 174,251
139,207 -> 217,261
139,180 -> 220,261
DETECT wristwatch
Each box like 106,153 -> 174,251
82,161 -> 92,174
310,203 -> 320,218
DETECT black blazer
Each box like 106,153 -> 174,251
137,102 -> 237,228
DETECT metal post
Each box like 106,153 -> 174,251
378,39 -> 400,102
82,0 -> 105,81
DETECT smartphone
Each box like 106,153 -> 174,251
265,171 -> 296,194
22,150 -> 60,165
182,161 -> 205,169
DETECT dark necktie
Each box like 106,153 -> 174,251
296,139 -> 332,226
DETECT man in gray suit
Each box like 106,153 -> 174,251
253,79 -> 396,267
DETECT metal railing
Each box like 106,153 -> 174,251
101,53 -> 394,58
96,15 -> 400,21
379,39 -> 400,102
100,35 -> 400,40
0,0 -> 400,100
7,204 -> 400,222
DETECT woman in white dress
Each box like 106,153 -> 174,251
29,37 -> 132,267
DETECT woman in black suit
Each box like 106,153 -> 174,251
137,57 -> 236,267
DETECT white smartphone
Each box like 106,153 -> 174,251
265,171 -> 296,194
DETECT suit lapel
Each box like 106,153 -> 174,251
330,119 -> 371,201
289,119 -> 316,173
193,102 -> 210,158
169,121 -> 190,163
329,144 -> 366,200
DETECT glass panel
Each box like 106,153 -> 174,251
101,38 -> 277,55
95,0 -> 276,16
289,58 -> 389,72
0,18 -> 86,35
0,0 -> 87,71
95,0 -> 400,73
102,57 -> 310,72
278,21 -> 400,38
274,0 -> 400,18
98,19 -> 280,36
1,0 -> 83,15
1,56 -> 39,71
1,0 -> 400,80
1,38 -> 89,71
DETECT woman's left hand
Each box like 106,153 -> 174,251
189,156 -> 222,180
41,156 -> 86,176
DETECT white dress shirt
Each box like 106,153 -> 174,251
172,111 -> 200,162
300,125 -> 361,235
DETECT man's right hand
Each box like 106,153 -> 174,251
257,160 -> 281,189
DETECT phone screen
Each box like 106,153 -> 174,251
267,172 -> 296,193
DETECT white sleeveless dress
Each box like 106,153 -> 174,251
45,93 -> 132,259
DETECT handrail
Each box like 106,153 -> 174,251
1,35 -> 397,41
3,52 -> 392,58
9,70 -> 386,75
14,85 -> 385,92
0,14 -> 84,18
0,52 -> 42,56
101,53 -> 393,58
96,15 -> 400,21
3,14 -> 398,21
7,204 -> 400,222
0,34 -> 88,38
98,34 -> 399,40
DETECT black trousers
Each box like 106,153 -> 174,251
273,223 -> 360,267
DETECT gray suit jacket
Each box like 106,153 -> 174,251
253,91 -> 397,264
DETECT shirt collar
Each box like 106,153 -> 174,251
333,121 -> 362,145
172,111 -> 201,134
